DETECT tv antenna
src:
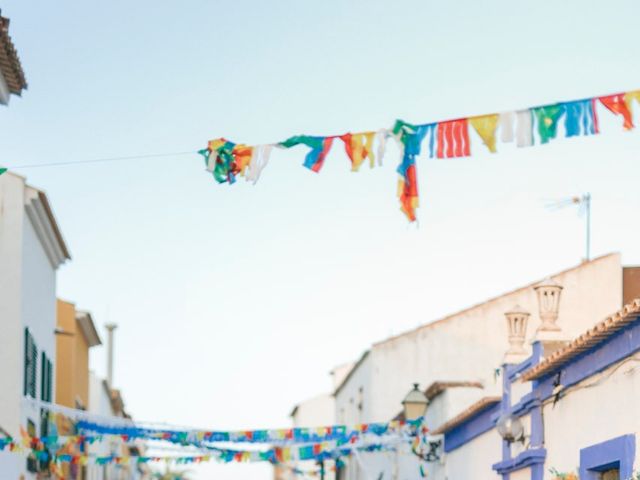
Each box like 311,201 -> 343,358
545,193 -> 591,261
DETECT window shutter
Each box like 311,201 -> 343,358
40,352 -> 46,401
47,358 -> 52,402
30,335 -> 37,398
24,329 -> 29,396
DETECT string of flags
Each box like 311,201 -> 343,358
199,89 -> 640,222
74,417 -> 422,445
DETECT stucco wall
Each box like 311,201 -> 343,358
335,353 -> 372,426
366,253 -> 623,423
543,355 -> 640,477
0,173 -> 25,439
292,393 -> 334,428
446,428 -> 502,480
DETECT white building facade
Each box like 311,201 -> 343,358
333,253 -> 639,480
0,172 -> 71,477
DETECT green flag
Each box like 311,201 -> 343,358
0,168 -> 7,176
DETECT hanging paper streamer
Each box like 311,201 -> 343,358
392,120 -> 435,221
0,168 -> 6,176
198,138 -> 254,184
436,119 -> 470,158
599,93 -> 634,130
469,114 -> 499,153
279,136 -> 334,173
201,88 -> 640,222
339,132 -> 376,171
246,145 -> 273,184
533,105 -> 565,144
563,99 -> 599,137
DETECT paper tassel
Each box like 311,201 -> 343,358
199,138 -> 254,184
533,105 -> 564,144
469,114 -> 499,153
515,110 -> 534,147
375,129 -> 390,166
340,132 -> 376,171
563,99 -> 599,137
599,93 -> 634,130
436,119 -> 470,158
392,121 -> 435,221
246,145 -> 273,184
279,136 -> 334,172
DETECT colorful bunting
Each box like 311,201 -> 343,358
599,93 -> 634,130
0,168 -> 6,176
279,136 -> 334,173
340,132 -> 377,171
436,119 -> 470,158
202,88 -> 640,222
563,99 -> 599,137
533,105 -> 565,144
469,114 -> 500,153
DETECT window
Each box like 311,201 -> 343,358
40,351 -> 52,402
23,329 -> 37,398
26,419 -> 37,473
579,435 -> 635,480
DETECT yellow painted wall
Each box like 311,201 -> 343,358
55,299 -> 90,409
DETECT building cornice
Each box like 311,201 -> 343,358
24,187 -> 70,268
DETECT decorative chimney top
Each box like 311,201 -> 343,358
504,305 -> 530,365
533,278 -> 563,342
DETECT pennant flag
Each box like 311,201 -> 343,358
375,129 -> 390,166
599,93 -> 634,130
0,168 -> 6,176
436,119 -> 470,158
498,112 -> 515,143
515,110 -> 534,147
279,136 -> 334,173
392,121 -> 435,222
624,90 -> 640,111
469,114 -> 499,153
563,99 -> 599,137
339,132 -> 376,171
198,138 -> 255,184
533,105 -> 565,144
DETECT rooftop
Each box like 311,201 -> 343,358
520,298 -> 640,382
0,11 -> 26,98
432,396 -> 501,435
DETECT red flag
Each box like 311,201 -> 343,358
599,94 -> 634,130
437,119 -> 471,158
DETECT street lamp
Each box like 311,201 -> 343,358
496,413 -> 525,444
402,383 -> 428,421
402,384 -> 441,463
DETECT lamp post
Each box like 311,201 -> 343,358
402,384 -> 441,463
496,413 -> 525,444
402,383 -> 428,421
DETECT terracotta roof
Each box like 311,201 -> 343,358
0,12 -> 26,95
432,396 -> 501,435
425,381 -> 483,400
520,298 -> 640,382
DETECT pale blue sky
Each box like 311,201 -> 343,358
2,1 -> 640,478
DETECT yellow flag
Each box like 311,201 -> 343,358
469,114 -> 500,153
625,90 -> 640,111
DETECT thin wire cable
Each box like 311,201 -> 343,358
4,151 -> 197,169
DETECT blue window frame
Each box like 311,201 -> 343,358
579,434 -> 635,480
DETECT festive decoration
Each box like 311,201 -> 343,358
194,88 -> 640,222
75,417 -> 422,445
0,167 -> 6,176
599,93 -> 634,130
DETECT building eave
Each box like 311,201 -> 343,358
24,186 -> 71,268
432,396 -> 501,435
76,310 -> 102,347
520,298 -> 640,382
0,11 -> 27,100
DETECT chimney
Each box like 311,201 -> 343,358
503,305 -> 530,365
104,323 -> 117,387
533,277 -> 568,355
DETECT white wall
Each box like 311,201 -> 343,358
543,355 -> 640,476
445,428 -> 502,480
366,253 -> 623,424
292,394 -> 334,428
